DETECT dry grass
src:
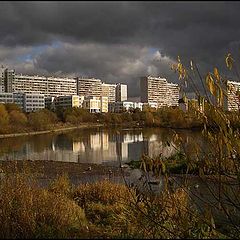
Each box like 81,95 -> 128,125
73,180 -> 136,206
0,166 -> 225,239
0,172 -> 87,239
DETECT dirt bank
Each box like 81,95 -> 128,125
0,160 -> 128,187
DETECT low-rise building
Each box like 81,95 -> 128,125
13,92 -> 25,109
109,101 -> 143,113
23,93 -> 45,112
55,95 -> 84,109
0,92 -> 45,112
83,96 -> 108,113
0,92 -> 13,104
83,96 -> 101,113
45,96 -> 55,110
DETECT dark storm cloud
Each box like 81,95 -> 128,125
1,1 -> 240,96
32,43 -> 176,97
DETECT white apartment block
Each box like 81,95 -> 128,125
12,74 -> 77,97
109,101 -> 143,113
0,92 -> 45,112
140,76 -> 179,108
225,80 -> 240,111
116,83 -> 127,102
101,83 -> 116,102
23,93 -> 45,112
76,77 -> 102,97
83,96 -> 108,113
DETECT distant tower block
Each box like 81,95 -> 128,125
116,83 -> 127,102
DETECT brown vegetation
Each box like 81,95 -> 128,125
0,167 -> 224,239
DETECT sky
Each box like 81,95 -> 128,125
1,1 -> 240,98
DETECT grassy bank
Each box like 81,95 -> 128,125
0,161 -> 225,239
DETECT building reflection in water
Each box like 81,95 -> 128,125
0,128 -> 181,165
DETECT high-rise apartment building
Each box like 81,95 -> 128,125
166,82 -> 180,107
4,69 -> 15,92
101,83 -> 116,102
2,67 -> 77,97
115,83 -> 127,102
225,80 -> 240,111
12,74 -> 77,97
0,66 -> 6,92
140,76 -> 179,108
76,77 -> 102,97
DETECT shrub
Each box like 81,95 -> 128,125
0,173 -> 87,239
9,110 -> 28,126
0,104 -> 9,129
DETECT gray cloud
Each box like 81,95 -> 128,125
32,43 -> 176,97
1,1 -> 240,96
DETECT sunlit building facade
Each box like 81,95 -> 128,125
225,80 -> 240,111
109,101 -> 143,113
82,96 -> 108,113
140,76 -> 179,108
101,83 -> 116,102
54,95 -> 84,109
76,77 -> 102,97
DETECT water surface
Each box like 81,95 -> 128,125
0,127 -> 204,165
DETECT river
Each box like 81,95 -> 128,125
0,126 -> 204,164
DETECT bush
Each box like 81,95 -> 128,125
28,109 -> 58,131
0,104 -> 9,129
0,173 -> 87,239
9,110 -> 28,126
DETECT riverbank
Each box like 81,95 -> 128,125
0,121 -> 203,140
0,159 -> 228,239
0,160 -> 127,187
0,123 -> 104,139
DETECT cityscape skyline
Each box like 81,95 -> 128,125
0,65 -> 180,112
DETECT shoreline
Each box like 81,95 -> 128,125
0,122 -> 203,139
0,123 -> 104,139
